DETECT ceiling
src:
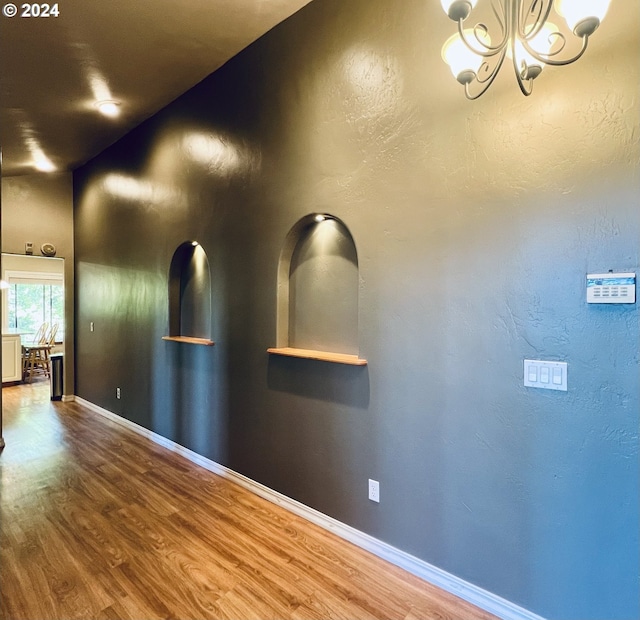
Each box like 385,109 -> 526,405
0,0 -> 313,176
0,0 -> 634,178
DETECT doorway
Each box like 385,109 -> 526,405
1,253 -> 65,383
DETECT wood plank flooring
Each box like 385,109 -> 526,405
0,382 -> 497,620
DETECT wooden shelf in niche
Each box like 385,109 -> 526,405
267,347 -> 367,366
167,241 -> 213,346
273,214 -> 365,368
162,336 -> 214,346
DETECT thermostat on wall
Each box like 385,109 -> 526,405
586,272 -> 636,304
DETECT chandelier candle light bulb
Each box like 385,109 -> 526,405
441,0 -> 478,21
555,0 -> 610,36
440,0 -> 611,99
442,29 -> 490,84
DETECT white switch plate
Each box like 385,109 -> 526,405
524,360 -> 567,392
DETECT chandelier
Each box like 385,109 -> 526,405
440,0 -> 611,99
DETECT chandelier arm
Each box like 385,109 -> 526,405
518,30 -> 567,63
477,48 -> 507,85
509,23 -> 532,95
520,34 -> 590,66
465,68 -> 500,99
514,62 -> 534,96
490,0 -> 506,33
465,81 -> 487,100
465,49 -> 507,99
444,0 -> 600,98
519,0 -> 554,40
457,19 -> 508,56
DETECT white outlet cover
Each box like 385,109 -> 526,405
368,479 -> 380,503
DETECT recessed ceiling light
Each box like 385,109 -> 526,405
96,100 -> 121,118
33,155 -> 55,172
191,241 -> 199,246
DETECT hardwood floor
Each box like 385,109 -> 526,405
1,382 -> 497,620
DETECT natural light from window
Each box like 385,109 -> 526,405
7,282 -> 64,341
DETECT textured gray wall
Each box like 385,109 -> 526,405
74,0 -> 639,618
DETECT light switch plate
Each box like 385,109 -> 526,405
524,360 -> 567,392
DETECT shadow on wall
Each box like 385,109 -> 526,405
267,355 -> 370,407
164,340 -> 222,455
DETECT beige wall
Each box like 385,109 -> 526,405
1,172 -> 74,395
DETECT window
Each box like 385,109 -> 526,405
6,274 -> 64,341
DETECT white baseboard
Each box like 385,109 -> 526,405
74,396 -> 545,620
61,394 -> 75,402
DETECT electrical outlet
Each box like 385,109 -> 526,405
116,387 -> 121,399
90,322 -> 94,332
368,479 -> 380,503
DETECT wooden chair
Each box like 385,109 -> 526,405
33,322 -> 49,345
45,323 -> 59,347
34,323 -> 58,372
22,322 -> 51,382
22,322 -> 47,372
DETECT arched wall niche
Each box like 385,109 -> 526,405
163,241 -> 214,346
268,214 -> 367,365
